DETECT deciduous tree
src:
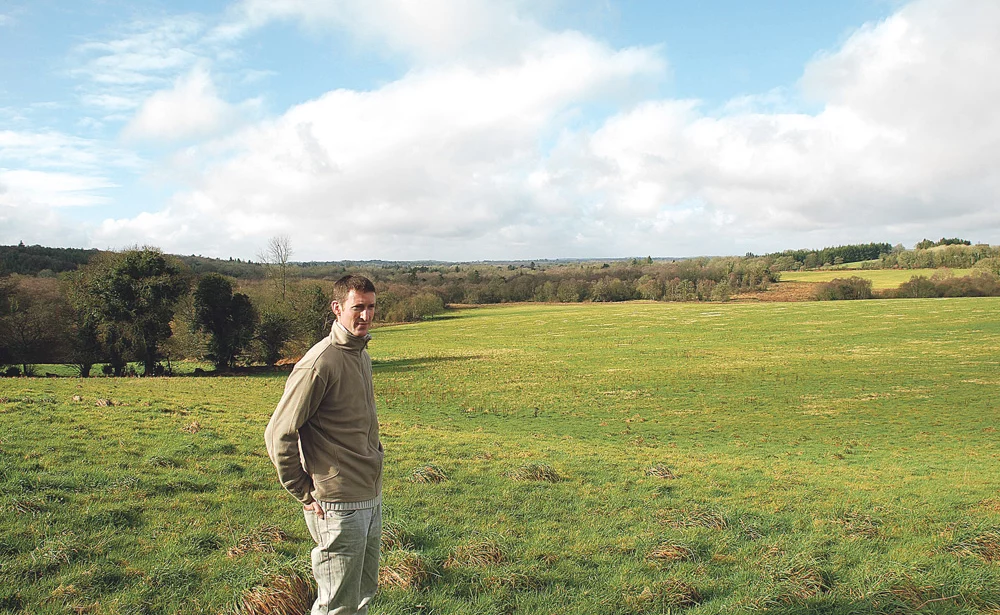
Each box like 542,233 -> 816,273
193,273 -> 258,369
78,248 -> 189,376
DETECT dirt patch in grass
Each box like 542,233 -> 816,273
444,540 -> 506,568
624,579 -> 702,612
507,462 -> 561,482
379,550 -> 433,590
235,573 -> 312,615
227,525 -> 290,558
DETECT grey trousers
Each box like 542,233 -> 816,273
303,503 -> 381,615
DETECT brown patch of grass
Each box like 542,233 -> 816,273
480,572 -> 543,592
71,395 -> 83,402
647,542 -> 694,563
381,521 -> 413,551
410,465 -> 448,483
624,579 -> 702,611
857,572 -> 941,612
739,519 -> 763,540
181,420 -> 202,433
645,464 -> 676,479
507,462 -> 561,482
948,531 -> 1000,562
444,540 -> 506,568
776,565 -> 829,602
236,573 -> 312,615
977,499 -> 1000,512
11,498 -> 43,515
379,550 -> 433,590
836,511 -> 881,539
658,507 -> 727,530
95,398 -> 114,407
732,281 -> 820,302
227,525 -> 290,558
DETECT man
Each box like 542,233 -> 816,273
265,275 -> 383,615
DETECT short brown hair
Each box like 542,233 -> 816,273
332,275 -> 376,304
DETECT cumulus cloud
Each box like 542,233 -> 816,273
96,30 -> 665,258
123,66 -> 241,142
90,0 -> 1000,258
527,0 -> 1000,255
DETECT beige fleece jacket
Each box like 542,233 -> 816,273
264,323 -> 383,506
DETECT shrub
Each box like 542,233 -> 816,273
814,277 -> 873,300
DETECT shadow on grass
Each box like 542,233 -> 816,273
373,356 -> 479,374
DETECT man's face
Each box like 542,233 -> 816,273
332,289 -> 376,337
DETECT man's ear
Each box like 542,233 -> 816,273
330,300 -> 341,318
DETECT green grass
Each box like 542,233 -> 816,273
3,299 -> 1000,613
781,268 -> 974,289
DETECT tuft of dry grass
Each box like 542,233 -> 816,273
379,550 -> 433,590
381,521 -> 413,551
409,464 -> 448,484
624,579 -> 702,611
31,531 -> 82,567
739,519 -> 763,540
645,463 -> 676,479
647,542 -> 695,563
235,573 -> 312,615
11,498 -> 43,515
658,507 -> 727,530
227,525 -> 290,558
776,565 -> 829,602
836,511 -> 881,539
480,572 -> 543,592
444,540 -> 506,568
948,531 -> 1000,562
95,398 -> 114,407
507,462 -> 561,482
181,420 -> 202,433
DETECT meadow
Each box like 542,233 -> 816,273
780,268 -> 974,289
2,298 -> 1000,614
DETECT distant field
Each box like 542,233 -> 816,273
780,268 -> 974,289
3,299 -> 1000,613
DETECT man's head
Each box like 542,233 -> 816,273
331,275 -> 376,337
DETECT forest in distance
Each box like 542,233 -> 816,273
2,238 -> 1000,378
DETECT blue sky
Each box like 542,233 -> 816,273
2,0 -> 997,261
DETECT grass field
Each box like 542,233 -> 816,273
780,268 -> 974,289
3,298 -> 1000,614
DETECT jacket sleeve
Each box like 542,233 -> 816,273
264,366 -> 329,505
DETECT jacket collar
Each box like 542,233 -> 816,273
331,320 -> 371,351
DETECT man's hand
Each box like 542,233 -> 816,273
304,501 -> 325,519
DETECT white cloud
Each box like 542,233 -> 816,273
123,66 -> 240,142
95,31 -> 665,258
526,0 -> 1000,254
0,170 -> 116,208
221,0 -> 550,64
0,129 -> 140,171
82,0 -> 1000,258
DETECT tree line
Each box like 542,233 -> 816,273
3,238 -> 998,376
0,248 -> 340,377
